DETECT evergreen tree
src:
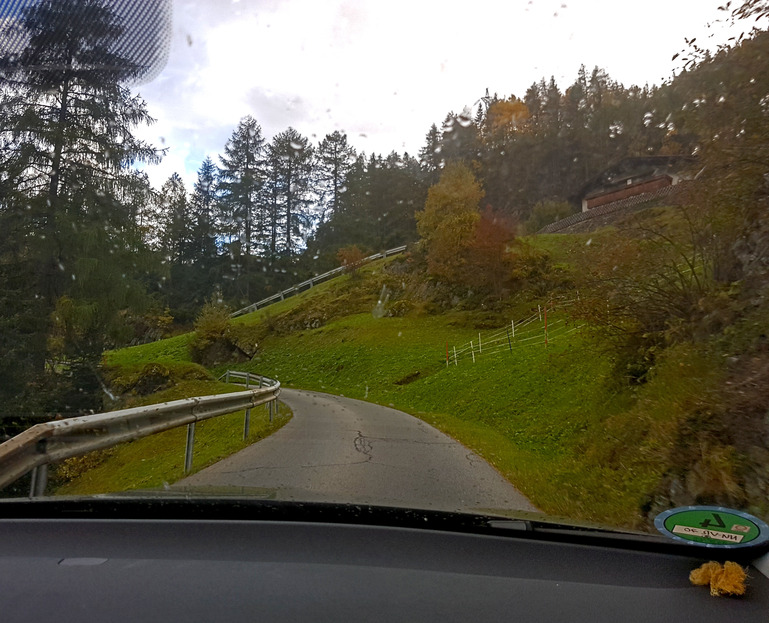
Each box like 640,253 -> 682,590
315,131 -> 356,224
0,0 -> 161,412
218,117 -> 265,254
438,111 -> 479,166
158,173 -> 192,264
218,116 -> 265,298
418,123 -> 442,183
265,128 -> 315,256
190,156 -> 219,263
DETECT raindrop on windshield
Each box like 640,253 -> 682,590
456,114 -> 473,128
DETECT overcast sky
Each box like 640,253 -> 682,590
131,0 -> 750,188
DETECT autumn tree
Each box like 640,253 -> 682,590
467,206 -> 517,296
416,162 -> 483,282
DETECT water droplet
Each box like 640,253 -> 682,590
457,114 -> 473,128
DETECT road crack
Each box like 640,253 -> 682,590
354,430 -> 374,461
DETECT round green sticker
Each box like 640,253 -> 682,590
655,506 -> 769,548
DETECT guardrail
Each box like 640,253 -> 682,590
0,371 -> 280,497
231,245 -> 408,317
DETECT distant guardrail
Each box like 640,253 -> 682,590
231,245 -> 408,317
0,371 -> 279,497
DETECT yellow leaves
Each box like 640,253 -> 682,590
486,98 -> 530,136
416,163 -> 483,281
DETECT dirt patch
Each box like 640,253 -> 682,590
394,371 -> 421,385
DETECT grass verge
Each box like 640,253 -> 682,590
53,379 -> 292,496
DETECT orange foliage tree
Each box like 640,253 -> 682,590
415,163 -> 483,283
467,206 -> 517,296
336,244 -> 366,276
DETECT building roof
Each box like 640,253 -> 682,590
577,155 -> 697,201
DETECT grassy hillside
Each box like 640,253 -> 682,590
96,211 -> 769,528
100,262 -> 651,526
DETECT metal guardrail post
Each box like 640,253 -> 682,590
184,422 -> 196,473
29,464 -> 47,498
225,371 -> 230,384
243,408 -> 251,440
268,401 -> 273,423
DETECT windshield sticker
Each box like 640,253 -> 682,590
655,506 -> 769,548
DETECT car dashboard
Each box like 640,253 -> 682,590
1,498 -> 768,622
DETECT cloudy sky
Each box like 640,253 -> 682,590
130,0 -> 750,188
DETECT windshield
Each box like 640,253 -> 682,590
1,0 -> 768,537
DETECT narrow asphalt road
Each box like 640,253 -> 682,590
178,388 -> 538,514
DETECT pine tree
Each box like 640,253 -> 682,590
218,117 -> 265,253
0,0 -> 161,413
158,173 -> 192,264
190,156 -> 219,263
315,131 -> 356,224
265,128 -> 315,256
418,123 -> 442,184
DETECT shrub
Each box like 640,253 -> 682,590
524,200 -> 578,234
337,245 -> 367,276
189,300 -> 249,366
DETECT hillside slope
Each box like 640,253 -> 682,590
103,210 -> 769,529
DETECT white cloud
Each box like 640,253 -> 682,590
132,0 -> 749,188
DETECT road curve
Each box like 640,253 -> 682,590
178,388 -> 538,514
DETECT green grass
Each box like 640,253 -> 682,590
97,242 -> 749,528
98,258 -> 662,527
53,379 -> 292,496
104,332 -> 194,367
237,311 -> 659,527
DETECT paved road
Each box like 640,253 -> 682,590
178,388 -> 537,514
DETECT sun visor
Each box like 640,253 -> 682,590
0,0 -> 172,85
